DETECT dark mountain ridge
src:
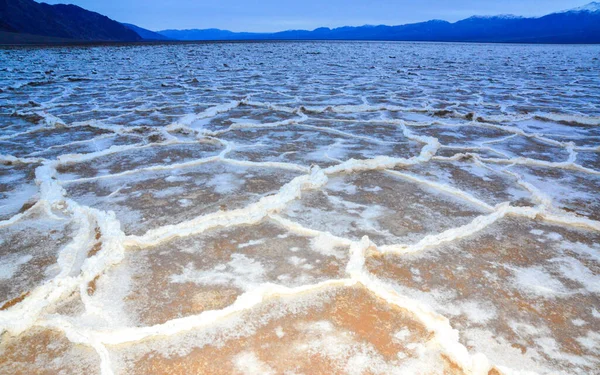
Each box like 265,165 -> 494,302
0,0 -> 141,42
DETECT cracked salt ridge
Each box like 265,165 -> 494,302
63,160 -> 304,236
0,125 -> 113,159
218,124 -> 424,169
3,48 -> 600,374
0,326 -> 101,374
367,217 -> 600,374
82,220 -> 352,328
120,121 -> 440,247
2,111 -> 596,375
105,285 -> 450,375
0,209 -> 73,306
110,286 -> 481,374
279,169 -> 490,248
4,107 -> 492,371
41,241 -> 494,375
56,141 -> 223,180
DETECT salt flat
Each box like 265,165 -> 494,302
1,41 -> 599,375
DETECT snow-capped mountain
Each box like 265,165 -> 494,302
561,1 -> 600,13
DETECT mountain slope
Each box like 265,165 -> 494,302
157,2 -> 600,43
0,0 -> 141,42
122,23 -> 170,41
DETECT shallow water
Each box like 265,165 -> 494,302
0,41 -> 599,375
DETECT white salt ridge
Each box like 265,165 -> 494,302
0,154 -> 45,164
208,112 -> 309,136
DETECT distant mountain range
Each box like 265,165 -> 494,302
1,0 -> 599,44
158,3 -> 600,43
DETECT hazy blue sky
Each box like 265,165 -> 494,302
44,0 -> 587,32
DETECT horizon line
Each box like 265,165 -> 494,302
129,2 -> 594,33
